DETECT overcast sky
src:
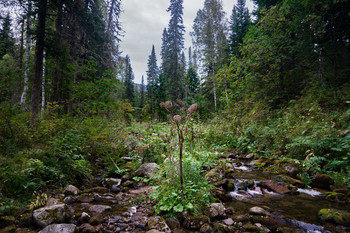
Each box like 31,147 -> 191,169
119,0 -> 255,84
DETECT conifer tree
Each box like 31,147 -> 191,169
124,56 -> 134,104
229,0 -> 250,57
0,13 -> 14,58
140,75 -> 145,108
147,45 -> 159,111
165,0 -> 185,100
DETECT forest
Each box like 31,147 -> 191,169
0,0 -> 349,232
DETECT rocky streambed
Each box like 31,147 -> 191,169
1,152 -> 350,233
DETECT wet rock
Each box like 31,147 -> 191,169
89,205 -> 111,216
261,180 -> 297,194
222,179 -> 235,191
223,218 -> 234,226
234,214 -> 250,223
78,212 -> 91,224
77,193 -> 95,203
132,163 -> 157,178
200,223 -> 212,233
275,175 -> 304,188
276,226 -> 303,233
254,162 -> 266,168
165,217 -> 180,230
38,224 -> 77,233
93,193 -> 103,203
312,174 -> 334,190
326,192 -> 348,203
64,196 -> 76,205
184,215 -> 210,229
82,187 -> 108,194
0,216 -> 15,228
249,207 -> 269,216
205,167 -> 225,183
45,198 -> 62,207
111,185 -> 121,192
79,223 -> 96,233
284,165 -> 299,178
209,203 -> 226,218
33,204 -> 72,228
147,216 -> 171,233
243,223 -> 261,232
103,178 -> 121,188
213,187 -> 233,202
236,179 -> 255,190
0,225 -> 16,233
225,207 -> 235,216
246,153 -> 254,159
134,222 -> 146,229
318,208 -> 350,226
64,185 -> 80,196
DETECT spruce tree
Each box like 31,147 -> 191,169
0,13 -> 14,58
229,0 -> 250,57
165,0 -> 185,100
146,45 -> 159,111
140,75 -> 145,108
124,56 -> 135,104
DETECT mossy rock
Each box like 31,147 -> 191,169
326,192 -> 348,203
184,215 -> 210,229
205,167 -> 225,183
82,187 -> 108,194
243,223 -> 261,232
318,208 -> 350,226
274,175 -> 304,188
213,222 -> 225,233
254,162 -> 266,168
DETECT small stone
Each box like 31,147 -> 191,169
78,212 -> 91,223
103,178 -> 122,188
166,218 -> 180,230
89,205 -> 112,216
93,193 -> 104,202
64,185 -> 80,196
200,223 -> 212,233
134,222 -> 146,228
184,216 -> 210,229
246,153 -> 254,159
225,207 -> 234,215
223,218 -> 234,226
111,185 -> 120,192
249,207 -> 269,216
79,223 -> 96,233
64,196 -> 76,205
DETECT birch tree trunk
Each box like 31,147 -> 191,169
20,1 -> 32,107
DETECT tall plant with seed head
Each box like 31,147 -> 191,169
160,100 -> 199,196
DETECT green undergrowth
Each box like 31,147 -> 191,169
202,85 -> 350,186
0,107 -> 130,212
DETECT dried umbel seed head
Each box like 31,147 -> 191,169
165,100 -> 173,109
176,99 -> 185,106
173,115 -> 181,123
159,102 -> 165,108
187,103 -> 200,114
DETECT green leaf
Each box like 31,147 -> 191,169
173,204 -> 184,212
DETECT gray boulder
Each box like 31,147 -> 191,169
64,185 -> 80,196
209,203 -> 226,218
132,163 -> 157,178
38,224 -> 77,233
33,204 -> 73,228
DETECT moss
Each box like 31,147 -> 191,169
318,208 -> 350,226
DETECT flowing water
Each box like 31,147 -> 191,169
225,160 -> 350,232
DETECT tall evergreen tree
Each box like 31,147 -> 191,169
140,75 -> 145,108
229,0 -> 250,57
0,13 -> 14,58
124,55 -> 134,104
165,0 -> 185,100
147,45 -> 158,102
